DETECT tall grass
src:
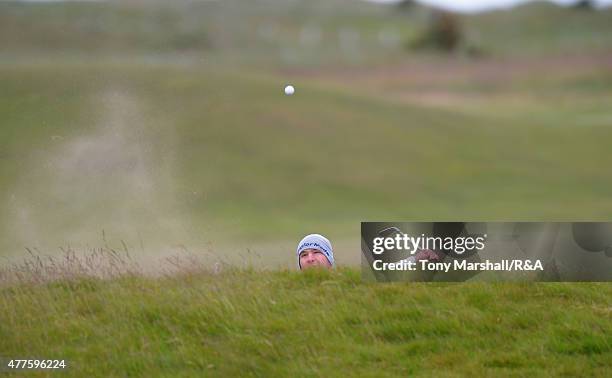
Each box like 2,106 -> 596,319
1,250 -> 610,376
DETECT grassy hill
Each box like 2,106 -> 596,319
2,3 -> 612,232
1,267 -> 611,376
464,1 -> 612,56
1,61 -> 611,257
1,0 -> 612,64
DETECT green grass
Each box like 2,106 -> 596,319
465,2 -> 612,56
2,1 -> 612,65
1,2 -> 611,376
1,61 -> 612,255
1,268 -> 610,376
2,2 -> 612,256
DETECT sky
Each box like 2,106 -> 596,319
368,0 -> 612,13
13,0 -> 612,13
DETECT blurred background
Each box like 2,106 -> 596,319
1,0 -> 611,269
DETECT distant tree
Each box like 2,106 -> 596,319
573,0 -> 594,9
411,10 -> 462,52
396,0 -> 417,12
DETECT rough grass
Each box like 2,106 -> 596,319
1,257 -> 611,377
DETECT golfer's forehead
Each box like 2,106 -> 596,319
300,248 -> 321,255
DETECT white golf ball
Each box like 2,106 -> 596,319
284,85 -> 295,95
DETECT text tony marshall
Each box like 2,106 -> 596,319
372,259 -> 544,272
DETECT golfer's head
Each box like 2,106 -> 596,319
296,234 -> 334,270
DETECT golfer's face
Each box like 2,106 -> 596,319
299,248 -> 331,270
